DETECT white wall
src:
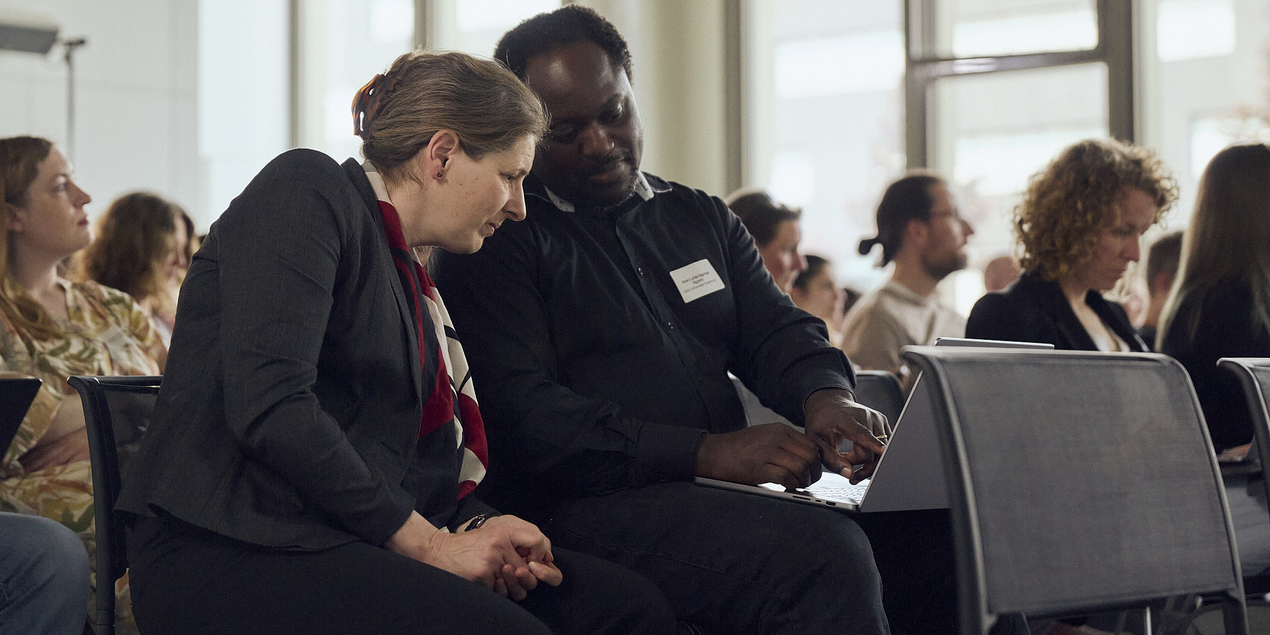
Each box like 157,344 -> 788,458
0,1 -> 201,229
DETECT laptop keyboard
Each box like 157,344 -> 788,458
806,472 -> 870,505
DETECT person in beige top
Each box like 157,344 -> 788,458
843,172 -> 973,374
0,135 -> 166,634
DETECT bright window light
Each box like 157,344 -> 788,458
774,32 -> 904,99
954,129 -> 1106,197
1190,117 -> 1270,178
457,0 -> 558,34
371,0 -> 413,42
770,151 -> 815,209
325,89 -> 360,162
953,11 -> 1097,58
1157,0 -> 1236,62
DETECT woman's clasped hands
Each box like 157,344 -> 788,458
386,511 -> 563,601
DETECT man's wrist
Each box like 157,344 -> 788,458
803,387 -> 853,418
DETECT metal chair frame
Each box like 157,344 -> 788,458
68,375 -> 162,635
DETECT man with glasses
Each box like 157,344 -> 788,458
844,173 -> 976,375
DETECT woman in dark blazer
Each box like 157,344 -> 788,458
966,139 -> 1177,352
115,51 -> 674,635
1159,143 -> 1270,577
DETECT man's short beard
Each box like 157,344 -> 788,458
922,252 -> 968,282
570,172 -> 638,209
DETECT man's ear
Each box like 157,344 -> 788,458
903,218 -> 927,249
424,130 -> 462,179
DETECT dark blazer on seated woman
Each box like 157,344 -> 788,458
965,271 -> 1149,352
1162,282 -> 1268,452
116,149 -> 484,549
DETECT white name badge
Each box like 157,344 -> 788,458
670,259 -> 726,303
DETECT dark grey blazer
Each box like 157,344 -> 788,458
965,272 -> 1148,352
117,150 -> 437,550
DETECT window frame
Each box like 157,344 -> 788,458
902,0 -> 1136,169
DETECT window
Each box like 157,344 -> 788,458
745,0 -> 906,293
424,0 -> 559,58
198,0 -> 289,224
1140,0 -> 1270,228
294,0 -> 417,163
935,0 -> 1098,58
929,62 -> 1110,311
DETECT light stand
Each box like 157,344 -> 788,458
0,13 -> 86,160
60,38 -> 86,160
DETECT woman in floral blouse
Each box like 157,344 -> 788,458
0,135 -> 164,633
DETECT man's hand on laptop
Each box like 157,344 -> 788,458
696,423 -> 823,490
803,388 -> 888,484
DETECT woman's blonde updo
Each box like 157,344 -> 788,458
1014,138 -> 1177,281
353,50 -> 548,185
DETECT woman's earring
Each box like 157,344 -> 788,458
436,171 -> 444,179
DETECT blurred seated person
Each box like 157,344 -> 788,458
844,172 -> 973,374
966,139 -> 1176,352
735,254 -> 845,423
983,254 -> 1021,292
115,50 -> 673,635
76,191 -> 191,346
841,285 -> 863,316
0,511 -> 90,635
1138,230 -> 1182,349
1118,275 -> 1151,331
0,136 -> 165,634
726,189 -> 806,293
790,255 -> 845,346
1159,143 -> 1270,577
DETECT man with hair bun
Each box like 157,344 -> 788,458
435,7 -> 1026,635
843,172 -> 974,374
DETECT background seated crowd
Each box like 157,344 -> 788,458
0,5 -> 1267,635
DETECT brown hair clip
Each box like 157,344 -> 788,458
351,73 -> 402,139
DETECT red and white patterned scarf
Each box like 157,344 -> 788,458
363,162 -> 488,499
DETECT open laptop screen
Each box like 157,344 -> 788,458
0,377 -> 41,452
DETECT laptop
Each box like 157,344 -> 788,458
696,338 -> 1054,513
0,377 -> 42,452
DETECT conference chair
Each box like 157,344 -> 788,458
854,370 -> 904,431
1217,357 -> 1270,511
899,348 -> 1247,635
68,375 -> 162,635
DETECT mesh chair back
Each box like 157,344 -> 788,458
1216,358 -> 1270,520
855,370 -> 904,429
68,375 -> 161,635
900,348 -> 1245,635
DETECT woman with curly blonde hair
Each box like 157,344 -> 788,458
966,138 -> 1178,350
76,191 -> 190,346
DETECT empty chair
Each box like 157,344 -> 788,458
854,370 -> 904,430
900,347 -> 1246,635
1216,359 -> 1270,581
1218,358 -> 1270,505
67,375 -> 162,635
